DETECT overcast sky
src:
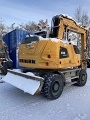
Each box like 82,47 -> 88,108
0,0 -> 90,26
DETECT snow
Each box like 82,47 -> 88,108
12,69 -> 43,79
61,14 -> 73,20
39,37 -> 70,44
0,69 -> 90,120
49,38 -> 60,42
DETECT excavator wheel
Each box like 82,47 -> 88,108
42,73 -> 64,100
1,60 -> 13,75
1,62 -> 8,75
72,69 -> 87,86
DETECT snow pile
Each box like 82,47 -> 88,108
49,38 -> 60,42
61,14 -> 73,20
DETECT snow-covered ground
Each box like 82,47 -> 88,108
0,69 -> 90,120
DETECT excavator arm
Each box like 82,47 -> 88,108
51,14 -> 87,68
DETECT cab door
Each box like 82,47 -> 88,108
59,46 -> 71,68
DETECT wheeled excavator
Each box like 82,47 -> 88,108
2,14 -> 88,100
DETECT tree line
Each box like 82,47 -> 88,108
0,6 -> 90,39
0,19 -> 49,40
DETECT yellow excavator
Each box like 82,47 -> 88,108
2,14 -> 88,100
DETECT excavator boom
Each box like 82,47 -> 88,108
51,14 -> 87,62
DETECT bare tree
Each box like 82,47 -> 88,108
18,21 -> 38,31
74,6 -> 90,26
74,6 -> 90,57
74,6 -> 82,23
19,19 -> 49,32
37,19 -> 48,30
81,11 -> 90,26
0,19 -> 7,39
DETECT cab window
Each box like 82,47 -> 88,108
59,47 -> 69,58
73,45 -> 79,54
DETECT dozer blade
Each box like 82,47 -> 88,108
2,69 -> 44,95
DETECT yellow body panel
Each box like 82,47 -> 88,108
19,40 -> 80,69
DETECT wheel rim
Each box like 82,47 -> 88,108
51,81 -> 61,96
82,74 -> 86,83
52,81 -> 59,92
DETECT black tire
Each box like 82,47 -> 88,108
42,73 -> 64,100
1,60 -> 13,75
87,59 -> 90,68
73,69 -> 87,86
1,63 -> 8,75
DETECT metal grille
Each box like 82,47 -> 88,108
19,59 -> 36,64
